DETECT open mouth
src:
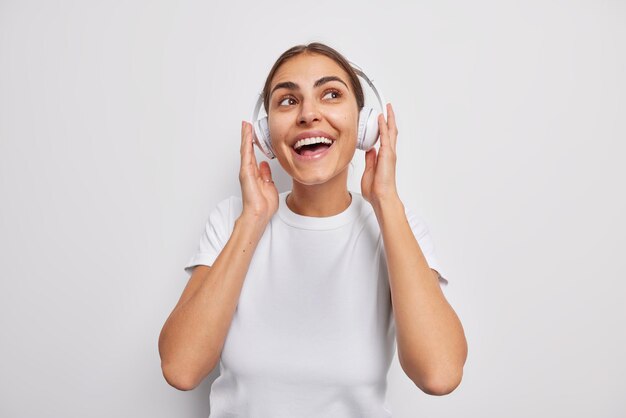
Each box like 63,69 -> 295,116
293,137 -> 334,156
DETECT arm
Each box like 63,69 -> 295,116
159,120 -> 278,391
158,215 -> 266,391
361,103 -> 467,395
374,197 -> 467,396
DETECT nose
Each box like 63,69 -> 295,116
297,99 -> 321,126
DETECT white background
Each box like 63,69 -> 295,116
1,0 -> 624,417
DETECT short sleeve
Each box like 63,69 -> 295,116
405,207 -> 449,287
183,196 -> 236,278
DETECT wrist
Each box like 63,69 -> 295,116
372,192 -> 403,215
235,214 -> 269,238
372,194 -> 404,225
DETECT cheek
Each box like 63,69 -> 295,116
332,115 -> 359,144
326,109 -> 357,128
267,116 -> 286,142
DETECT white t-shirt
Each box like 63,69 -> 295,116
184,190 -> 448,418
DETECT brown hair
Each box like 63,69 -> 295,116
261,42 -> 365,115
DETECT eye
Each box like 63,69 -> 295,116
323,89 -> 342,100
278,96 -> 297,106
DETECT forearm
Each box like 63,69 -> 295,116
159,216 -> 265,389
374,197 -> 467,394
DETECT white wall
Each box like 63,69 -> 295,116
1,0 -> 624,417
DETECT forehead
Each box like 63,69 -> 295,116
270,53 -> 351,88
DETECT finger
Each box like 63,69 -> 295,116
386,103 -> 398,152
386,103 -> 396,132
378,113 -> 389,148
364,148 -> 376,172
241,122 -> 258,175
247,123 -> 260,171
259,161 -> 273,183
361,148 -> 376,196
240,120 -> 247,156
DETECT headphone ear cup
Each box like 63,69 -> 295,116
356,107 -> 380,151
253,116 -> 276,159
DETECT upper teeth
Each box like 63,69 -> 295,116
293,136 -> 333,150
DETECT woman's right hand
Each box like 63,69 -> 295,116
238,121 -> 279,226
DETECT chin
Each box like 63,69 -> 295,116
293,177 -> 331,186
290,165 -> 349,187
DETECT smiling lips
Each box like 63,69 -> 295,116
294,138 -> 334,159
293,137 -> 333,153
290,130 -> 336,161
291,140 -> 334,161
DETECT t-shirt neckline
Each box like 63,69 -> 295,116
277,191 -> 362,230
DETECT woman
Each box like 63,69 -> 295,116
159,42 -> 467,417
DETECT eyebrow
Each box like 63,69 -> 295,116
270,76 -> 349,97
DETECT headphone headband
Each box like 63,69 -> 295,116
346,60 -> 387,120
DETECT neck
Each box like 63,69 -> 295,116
287,170 -> 352,217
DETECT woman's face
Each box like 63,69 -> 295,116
267,53 -> 359,186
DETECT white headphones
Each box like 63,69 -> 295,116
250,60 -> 387,159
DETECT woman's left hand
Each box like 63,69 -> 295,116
361,103 -> 400,210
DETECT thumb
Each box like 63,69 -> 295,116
364,148 -> 376,172
259,161 -> 273,183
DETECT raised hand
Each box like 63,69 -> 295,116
361,103 -> 400,211
239,121 -> 279,225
